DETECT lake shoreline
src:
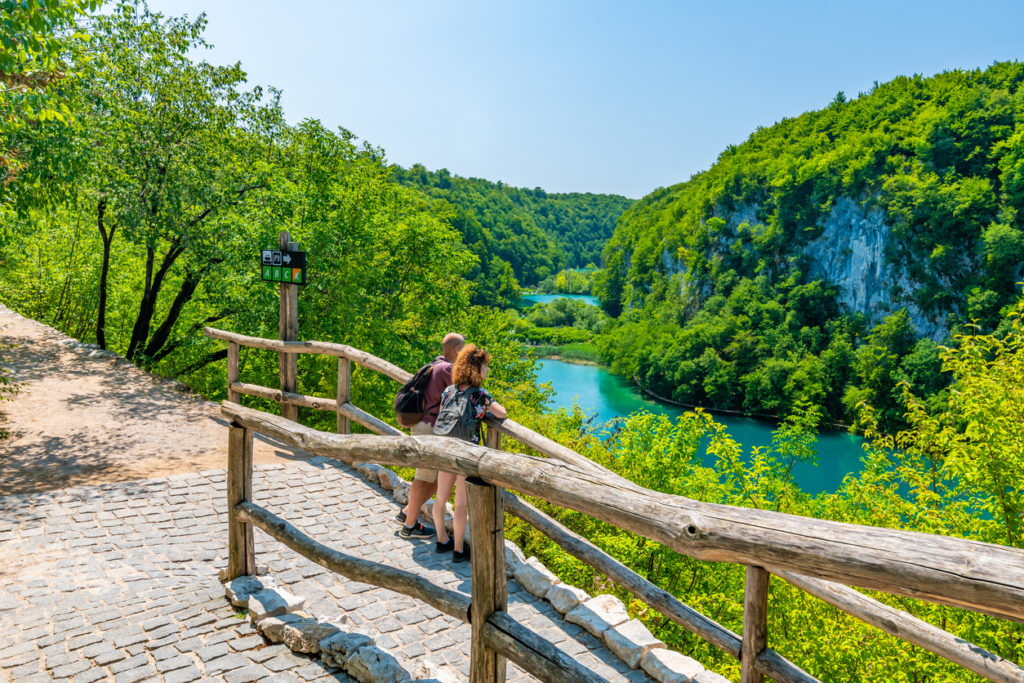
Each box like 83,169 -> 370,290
535,354 -> 599,367
536,357 -> 868,494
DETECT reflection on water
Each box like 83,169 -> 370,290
537,359 -> 865,495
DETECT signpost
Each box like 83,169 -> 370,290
266,232 -> 304,422
261,248 -> 307,285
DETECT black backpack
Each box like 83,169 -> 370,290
433,386 -> 483,443
394,362 -> 434,428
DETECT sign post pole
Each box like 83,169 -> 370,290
279,230 -> 299,422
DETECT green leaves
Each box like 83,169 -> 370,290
595,62 -> 1024,430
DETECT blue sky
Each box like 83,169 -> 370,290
144,1 -> 1024,198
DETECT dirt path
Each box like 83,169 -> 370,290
0,304 -> 312,494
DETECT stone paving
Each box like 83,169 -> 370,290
1,456 -> 656,682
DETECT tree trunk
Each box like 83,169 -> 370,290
96,198 -> 114,350
125,241 -> 183,361
173,348 -> 227,378
143,270 -> 201,361
151,308 -> 233,364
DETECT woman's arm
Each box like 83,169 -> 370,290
487,399 -> 507,419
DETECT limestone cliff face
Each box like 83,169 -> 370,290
657,197 -> 954,339
803,197 -> 949,339
804,198 -> 890,317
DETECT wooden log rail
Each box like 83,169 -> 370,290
205,327 -> 1024,682
204,327 -> 609,476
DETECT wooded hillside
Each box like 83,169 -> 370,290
392,164 -> 633,305
595,63 -> 1024,428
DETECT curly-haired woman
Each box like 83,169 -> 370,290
431,344 -> 506,562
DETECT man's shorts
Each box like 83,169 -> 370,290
410,421 -> 438,483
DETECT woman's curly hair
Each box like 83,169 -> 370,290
452,344 -> 491,387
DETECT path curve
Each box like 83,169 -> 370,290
0,304 -> 311,495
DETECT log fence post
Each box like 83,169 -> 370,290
337,358 -> 351,434
279,230 -> 299,422
486,424 -> 501,451
227,341 -> 240,404
742,565 -> 770,683
227,423 -> 255,579
468,477 -> 508,683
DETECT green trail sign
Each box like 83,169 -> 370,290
260,249 -> 307,285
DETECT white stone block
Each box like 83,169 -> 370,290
378,468 -> 400,491
412,658 -> 461,683
504,541 -> 526,577
282,618 -> 345,653
513,556 -> 561,598
225,575 -> 278,607
345,645 -> 412,683
545,583 -> 589,614
504,540 -> 526,564
641,648 -> 706,683
247,587 -> 306,623
564,594 -> 630,638
256,613 -> 308,643
320,631 -> 374,669
693,671 -> 731,683
354,462 -> 381,481
603,618 -> 665,669
392,478 -> 411,505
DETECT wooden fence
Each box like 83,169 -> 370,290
204,327 -> 1024,683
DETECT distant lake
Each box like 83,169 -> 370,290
536,359 -> 865,495
521,294 -> 599,307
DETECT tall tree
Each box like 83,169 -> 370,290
62,3 -> 283,355
1,0 -> 98,206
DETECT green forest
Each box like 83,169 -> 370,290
594,62 -> 1024,432
391,164 -> 632,307
2,3 -> 1023,681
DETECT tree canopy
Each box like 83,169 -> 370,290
595,63 -> 1024,430
391,164 -> 632,301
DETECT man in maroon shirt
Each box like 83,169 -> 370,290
396,332 -> 465,538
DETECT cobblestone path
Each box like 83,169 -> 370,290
1,457 -> 653,682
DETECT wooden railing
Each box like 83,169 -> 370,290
204,327 -> 1024,683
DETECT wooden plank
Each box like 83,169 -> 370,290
742,566 -> 769,683
232,381 -> 333,410
776,570 -> 1024,683
481,610 -> 608,683
504,493 -> 820,682
236,501 -> 471,622
227,423 -> 254,579
202,327 -> 620,478
219,400 -> 1024,623
503,493 -> 742,655
339,402 -> 403,436
230,381 -> 400,436
468,478 -> 507,683
486,425 -> 501,450
203,327 -> 412,383
278,232 -> 299,422
482,415 -> 612,477
227,341 -> 239,404
337,358 -> 351,435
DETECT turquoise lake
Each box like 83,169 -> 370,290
521,293 -> 599,307
536,358 -> 866,495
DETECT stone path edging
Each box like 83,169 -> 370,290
225,575 -> 460,683
348,461 -> 728,683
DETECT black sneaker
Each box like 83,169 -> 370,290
393,510 -> 407,525
435,538 -> 453,554
452,545 -> 471,563
398,522 -> 435,539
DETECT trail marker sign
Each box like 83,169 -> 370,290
260,249 -> 307,285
